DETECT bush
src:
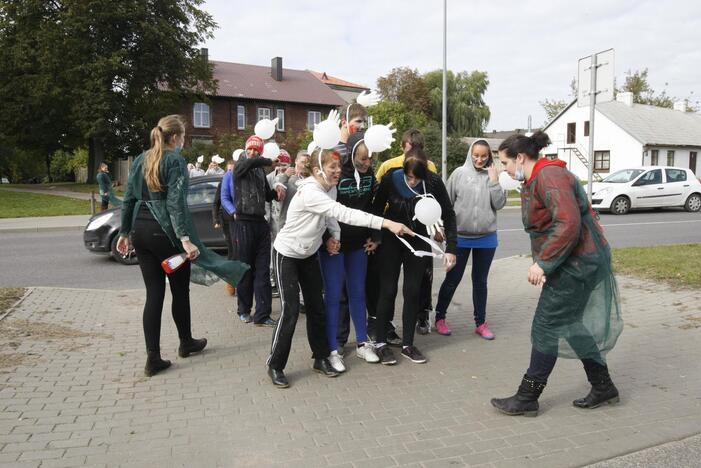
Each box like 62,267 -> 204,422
49,148 -> 89,182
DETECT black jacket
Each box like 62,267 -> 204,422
371,168 -> 457,254
234,154 -> 277,221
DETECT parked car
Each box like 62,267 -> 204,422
591,166 -> 701,215
83,174 -> 227,265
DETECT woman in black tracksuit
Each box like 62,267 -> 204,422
371,148 -> 458,365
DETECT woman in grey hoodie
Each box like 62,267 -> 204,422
434,140 -> 506,338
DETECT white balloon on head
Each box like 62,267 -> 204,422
364,124 -> 396,153
414,197 -> 442,226
262,142 -> 280,159
197,155 -> 204,164
232,149 -> 244,160
313,120 -> 341,150
306,141 -> 318,155
499,171 -> 522,191
254,118 -> 278,140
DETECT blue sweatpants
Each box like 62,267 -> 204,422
319,248 -> 369,351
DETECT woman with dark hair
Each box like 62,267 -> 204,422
490,131 -> 623,417
434,139 -> 506,338
371,148 -> 457,365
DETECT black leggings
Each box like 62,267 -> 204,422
131,214 -> 192,353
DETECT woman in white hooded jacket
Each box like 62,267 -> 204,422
434,139 -> 506,338
266,148 -> 412,388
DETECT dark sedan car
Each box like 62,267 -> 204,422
83,175 -> 227,265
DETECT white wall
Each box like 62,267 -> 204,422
542,104 -> 643,179
642,147 -> 700,176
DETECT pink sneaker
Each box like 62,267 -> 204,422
475,323 -> 495,340
435,319 -> 452,336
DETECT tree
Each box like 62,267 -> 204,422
0,0 -> 218,182
377,67 -> 431,115
619,68 -> 698,111
540,99 -> 569,123
367,101 -> 430,164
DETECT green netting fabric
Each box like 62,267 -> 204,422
120,150 -> 249,286
522,164 -> 623,364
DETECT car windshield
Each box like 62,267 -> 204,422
602,169 -> 645,183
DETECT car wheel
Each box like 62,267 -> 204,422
610,196 -> 630,215
110,235 -> 138,265
684,193 -> 701,212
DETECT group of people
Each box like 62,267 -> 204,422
117,104 -> 623,417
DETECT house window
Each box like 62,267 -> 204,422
257,107 -> 271,121
276,109 -> 285,131
566,123 -> 576,144
594,151 -> 610,172
584,121 -> 590,137
651,149 -> 659,165
237,105 -> 246,130
307,111 -> 322,130
545,153 -> 558,160
667,150 -> 675,166
193,103 -> 211,128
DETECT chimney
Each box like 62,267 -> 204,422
271,57 -> 283,81
617,91 -> 634,107
674,100 -> 687,112
200,48 -> 208,62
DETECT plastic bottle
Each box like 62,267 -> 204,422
161,253 -> 188,274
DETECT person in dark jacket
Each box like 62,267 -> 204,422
319,132 -> 380,372
96,163 -> 112,211
233,135 -> 281,326
371,148 -> 458,365
214,159 -> 236,295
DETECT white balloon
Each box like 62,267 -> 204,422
499,171 -> 522,191
254,118 -> 279,140
197,155 -> 204,164
313,120 -> 341,149
364,124 -> 396,153
211,154 -> 225,164
262,142 -> 280,159
414,197 -> 442,226
232,149 -> 244,160
306,141 -> 318,155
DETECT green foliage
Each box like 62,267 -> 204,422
540,99 -> 569,124
48,148 -> 90,182
368,101 -> 429,164
377,67 -> 431,115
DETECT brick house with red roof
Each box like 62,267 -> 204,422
182,55 -> 362,147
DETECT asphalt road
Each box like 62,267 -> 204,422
0,208 -> 699,289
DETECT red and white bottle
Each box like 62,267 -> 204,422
161,253 -> 188,274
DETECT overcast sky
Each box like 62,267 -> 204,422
202,0 -> 701,132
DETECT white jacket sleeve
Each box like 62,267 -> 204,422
303,186 -> 384,231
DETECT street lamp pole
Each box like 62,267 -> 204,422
441,0 -> 448,182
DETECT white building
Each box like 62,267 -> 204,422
541,92 -> 701,180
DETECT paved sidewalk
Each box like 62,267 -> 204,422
0,215 -> 90,233
1,256 -> 700,467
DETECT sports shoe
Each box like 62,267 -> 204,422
386,329 -> 402,347
312,358 -> 340,377
475,322 -> 495,340
435,319 -> 452,336
401,345 -> 427,364
356,343 -> 380,363
328,350 -> 346,373
239,313 -> 252,323
255,318 -> 278,328
416,317 -> 430,335
375,344 -> 397,365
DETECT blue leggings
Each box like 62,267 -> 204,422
319,248 -> 369,351
435,247 -> 496,326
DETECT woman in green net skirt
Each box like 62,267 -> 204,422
491,131 -> 623,417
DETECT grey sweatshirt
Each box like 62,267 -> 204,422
445,142 -> 507,238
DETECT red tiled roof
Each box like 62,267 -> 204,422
210,61 -> 346,106
309,70 -> 368,90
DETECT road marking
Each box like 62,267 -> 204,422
499,219 -> 701,233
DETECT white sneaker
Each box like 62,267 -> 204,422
329,351 -> 346,373
356,343 -> 380,363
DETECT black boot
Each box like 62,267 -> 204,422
178,337 -> 207,358
573,361 -> 619,409
268,367 -> 289,388
312,358 -> 340,377
145,351 -> 171,377
491,375 -> 546,417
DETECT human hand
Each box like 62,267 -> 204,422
488,164 -> 499,183
270,158 -> 280,168
356,90 -> 381,108
116,235 -> 130,256
528,262 -> 546,286
443,253 -> 457,272
181,239 -> 200,260
214,223 -> 221,229
325,238 -> 340,255
276,185 -> 286,201
427,219 -> 445,242
285,167 -> 295,177
382,219 -> 414,237
364,238 -> 379,254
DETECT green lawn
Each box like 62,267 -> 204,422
0,191 -> 91,218
0,182 -> 124,195
613,244 -> 701,289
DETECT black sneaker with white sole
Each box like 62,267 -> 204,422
401,345 -> 427,363
376,345 -> 397,365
